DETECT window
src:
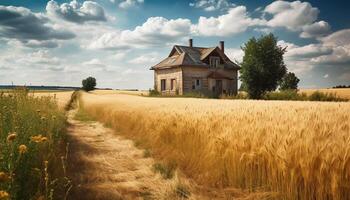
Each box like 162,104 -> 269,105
161,79 -> 166,91
192,79 -> 201,90
210,56 -> 220,68
171,79 -> 176,90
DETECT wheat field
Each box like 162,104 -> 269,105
78,91 -> 350,200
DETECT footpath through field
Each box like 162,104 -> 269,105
65,106 -> 273,200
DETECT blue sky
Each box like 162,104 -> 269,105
0,0 -> 349,89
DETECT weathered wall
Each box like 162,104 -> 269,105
155,67 -> 183,95
182,67 -> 238,95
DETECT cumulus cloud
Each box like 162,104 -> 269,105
129,53 -> 160,64
0,5 -> 75,43
46,0 -> 107,24
193,6 -> 265,36
189,0 -> 235,12
312,29 -> 350,65
118,0 -> 144,9
264,1 -> 330,38
88,17 -> 192,50
301,21 -> 331,38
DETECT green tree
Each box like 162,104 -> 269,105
240,34 -> 287,99
279,72 -> 300,90
82,77 -> 96,92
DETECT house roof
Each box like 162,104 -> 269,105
151,45 -> 240,70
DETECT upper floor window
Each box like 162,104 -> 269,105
210,56 -> 220,68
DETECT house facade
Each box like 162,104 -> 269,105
150,39 -> 240,95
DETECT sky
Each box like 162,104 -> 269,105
0,0 -> 349,89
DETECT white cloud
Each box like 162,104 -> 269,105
226,48 -> 244,63
265,1 -> 319,31
46,0 -> 107,24
189,0 -> 235,12
312,29 -> 350,65
300,21 -> 331,38
129,53 -> 160,64
264,1 -> 330,38
118,0 -> 144,9
88,17 -> 192,50
193,6 -> 265,36
323,74 -> 329,78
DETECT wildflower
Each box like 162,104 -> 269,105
0,190 -> 9,199
52,115 -> 56,120
7,132 -> 17,142
30,135 -> 48,143
0,172 -> 9,182
18,144 -> 28,154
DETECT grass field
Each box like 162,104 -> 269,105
0,89 -> 72,199
79,91 -> 350,200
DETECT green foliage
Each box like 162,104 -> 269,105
240,33 -> 287,99
82,77 -> 96,92
148,89 -> 160,96
279,72 -> 300,90
308,91 -> 347,102
0,89 -> 70,200
264,90 -> 306,101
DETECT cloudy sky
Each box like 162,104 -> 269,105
0,0 -> 349,89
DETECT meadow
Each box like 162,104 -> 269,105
0,89 -> 71,199
79,91 -> 350,200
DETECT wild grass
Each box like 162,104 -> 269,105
0,89 -> 70,200
80,92 -> 350,200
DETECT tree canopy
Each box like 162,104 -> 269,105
240,34 -> 287,99
279,72 -> 300,90
82,77 -> 96,92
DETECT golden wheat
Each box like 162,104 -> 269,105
78,91 -> 350,199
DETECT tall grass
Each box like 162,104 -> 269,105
80,92 -> 350,200
0,89 -> 70,199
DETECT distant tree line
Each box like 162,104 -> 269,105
333,85 -> 350,89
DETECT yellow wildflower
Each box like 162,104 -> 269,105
6,132 -> 17,142
0,172 -> 9,182
30,135 -> 48,143
18,144 -> 28,154
0,190 -> 9,199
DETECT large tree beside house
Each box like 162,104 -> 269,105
150,39 -> 240,96
240,34 -> 287,99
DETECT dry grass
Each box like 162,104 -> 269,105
91,89 -> 149,96
300,88 -> 350,100
78,92 -> 350,200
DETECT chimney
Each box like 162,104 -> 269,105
219,41 -> 224,53
189,38 -> 193,47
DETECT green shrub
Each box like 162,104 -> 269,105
308,91 -> 346,102
148,89 -> 160,97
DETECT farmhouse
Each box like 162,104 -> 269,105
150,39 -> 240,95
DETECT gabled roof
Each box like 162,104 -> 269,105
151,45 -> 240,70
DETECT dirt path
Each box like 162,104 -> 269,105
65,108 -> 271,200
66,109 -> 200,200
